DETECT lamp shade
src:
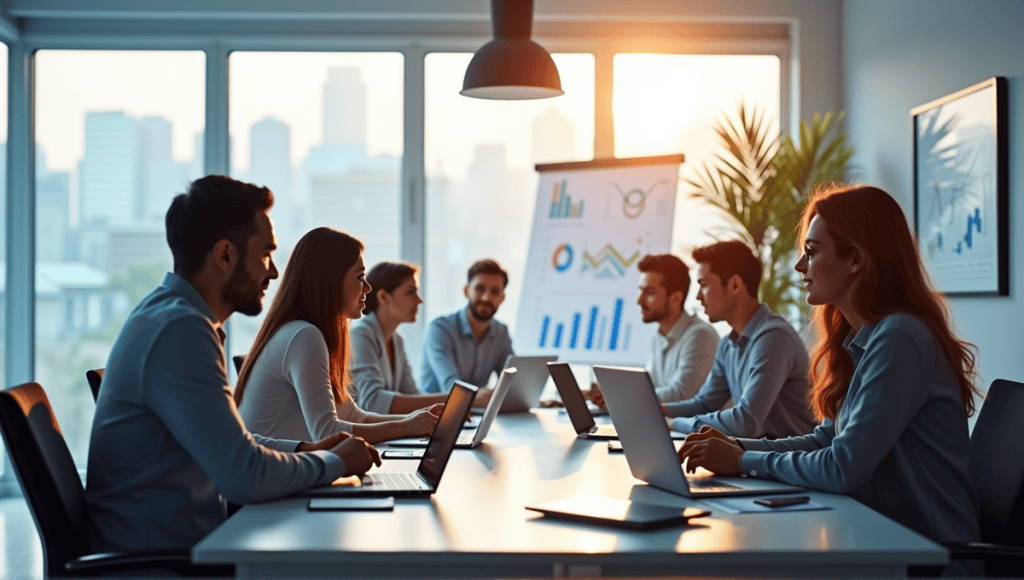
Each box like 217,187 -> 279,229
461,0 -> 562,100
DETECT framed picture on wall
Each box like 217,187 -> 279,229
912,76 -> 1008,296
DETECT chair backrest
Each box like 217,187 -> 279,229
85,368 -> 104,402
232,355 -> 245,374
969,378 -> 1024,547
0,383 -> 90,576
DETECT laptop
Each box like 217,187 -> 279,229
300,381 -> 477,497
499,355 -> 558,413
387,368 -> 517,449
548,362 -> 688,440
592,365 -> 805,498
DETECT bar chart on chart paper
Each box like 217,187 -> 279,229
523,293 -> 650,365
517,157 -> 681,364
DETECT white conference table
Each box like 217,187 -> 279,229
193,409 -> 947,579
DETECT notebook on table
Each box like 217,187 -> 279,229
499,355 -> 558,413
548,361 -> 687,440
387,368 -> 516,449
299,381 -> 477,498
591,365 -> 805,498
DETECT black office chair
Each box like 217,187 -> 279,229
941,379 -> 1024,576
232,355 -> 245,374
0,382 -> 233,577
85,368 -> 103,402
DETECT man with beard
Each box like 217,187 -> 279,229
86,175 -> 380,552
420,259 -> 514,398
659,240 -> 815,438
588,254 -> 718,407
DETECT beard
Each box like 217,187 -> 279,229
641,305 -> 669,323
468,300 -> 497,321
224,265 -> 266,316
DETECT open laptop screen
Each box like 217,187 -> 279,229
547,362 -> 596,433
418,381 -> 477,486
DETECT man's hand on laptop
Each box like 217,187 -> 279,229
472,387 -> 494,408
677,426 -> 742,477
585,381 -> 606,409
400,405 -> 443,437
296,431 -> 350,452
330,436 -> 382,477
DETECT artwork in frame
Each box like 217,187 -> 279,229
912,76 -> 1008,296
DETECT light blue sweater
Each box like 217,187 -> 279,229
738,313 -> 980,543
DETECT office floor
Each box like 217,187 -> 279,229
0,498 -> 43,580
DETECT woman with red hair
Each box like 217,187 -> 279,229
678,185 -> 981,544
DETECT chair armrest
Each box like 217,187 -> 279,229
66,550 -> 233,577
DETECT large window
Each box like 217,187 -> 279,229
12,45 -> 781,465
33,50 -> 205,463
422,52 -> 595,370
615,54 -> 780,328
228,52 -> 404,363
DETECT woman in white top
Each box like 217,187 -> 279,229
351,262 -> 451,414
235,227 -> 441,444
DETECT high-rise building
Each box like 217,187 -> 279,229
323,67 -> 367,146
308,170 -> 399,268
249,116 -> 291,196
78,111 -> 142,227
249,116 -> 298,240
37,171 -> 71,262
139,115 -> 187,222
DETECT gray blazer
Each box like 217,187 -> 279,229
350,311 -> 420,413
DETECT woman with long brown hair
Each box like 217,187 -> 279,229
677,185 -> 981,544
235,227 -> 440,444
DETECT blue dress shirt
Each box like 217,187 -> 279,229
420,307 -> 514,393
737,313 -> 980,543
85,273 -> 345,551
664,304 -> 815,438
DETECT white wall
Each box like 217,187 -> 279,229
842,0 -> 1024,393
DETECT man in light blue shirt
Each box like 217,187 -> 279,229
86,176 -> 380,552
421,259 -> 514,395
663,241 -> 815,438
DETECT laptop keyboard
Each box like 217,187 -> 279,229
362,471 -> 424,490
456,434 -> 473,446
687,478 -> 742,493
593,426 -> 616,437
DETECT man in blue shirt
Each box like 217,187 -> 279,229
588,254 -> 719,407
420,259 -> 513,399
86,175 -> 380,552
662,240 -> 815,439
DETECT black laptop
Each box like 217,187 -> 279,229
548,361 -> 689,440
300,381 -> 477,498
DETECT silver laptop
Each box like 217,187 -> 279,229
387,368 -> 516,449
548,362 -> 689,440
499,355 -> 558,413
592,365 -> 805,498
300,381 -> 477,497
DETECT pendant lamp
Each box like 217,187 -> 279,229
461,0 -> 563,100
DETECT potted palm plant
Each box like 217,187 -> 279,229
687,103 -> 855,327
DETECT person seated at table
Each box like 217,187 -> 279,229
587,253 -> 719,407
649,240 -> 816,438
351,261 -> 452,414
86,176 -> 380,552
236,228 -> 442,444
678,184 -> 981,545
420,258 -> 511,401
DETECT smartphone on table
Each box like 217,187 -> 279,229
753,495 -> 810,508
